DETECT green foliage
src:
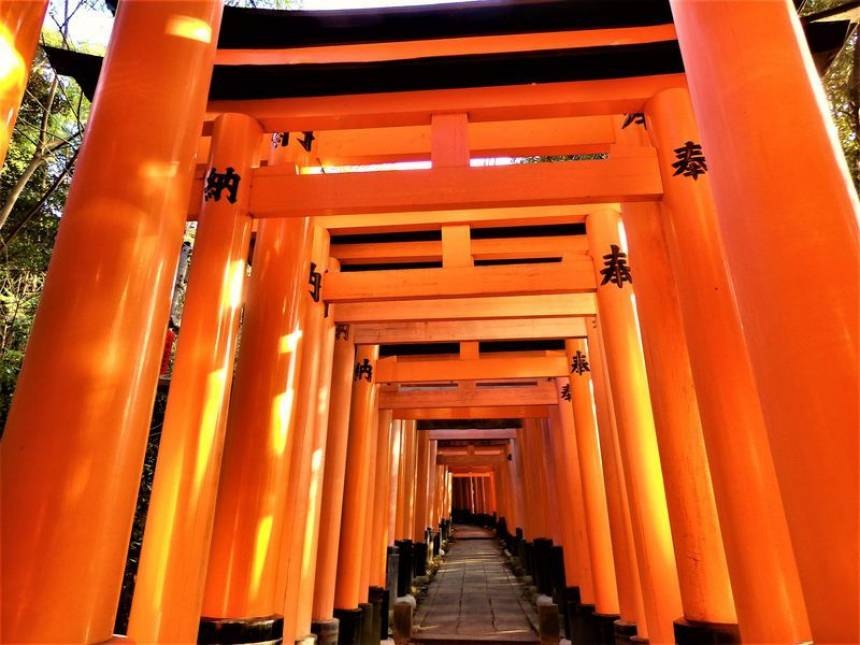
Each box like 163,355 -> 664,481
0,46 -> 89,426
801,0 -> 859,186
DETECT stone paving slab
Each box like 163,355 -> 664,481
412,526 -> 539,644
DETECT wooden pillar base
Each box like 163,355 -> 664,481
673,619 -> 740,645
533,538 -> 554,596
385,546 -> 400,600
574,602 -> 598,645
332,608 -> 362,645
549,544 -> 568,601
310,618 -> 339,645
395,540 -> 414,596
613,619 -> 638,645
368,586 -> 385,644
563,586 -> 581,644
358,602 -> 374,645
590,613 -> 621,645
412,540 -> 429,578
198,615 -> 283,645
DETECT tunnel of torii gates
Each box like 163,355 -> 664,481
0,0 -> 858,644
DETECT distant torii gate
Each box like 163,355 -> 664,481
0,2 -> 857,645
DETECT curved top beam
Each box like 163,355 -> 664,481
217,0 -> 674,50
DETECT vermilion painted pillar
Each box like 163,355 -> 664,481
403,420 -> 419,538
645,88 -> 811,643
370,410 -> 395,586
539,422 -> 564,544
508,438 -> 526,533
525,420 -> 551,538
201,212 -> 312,636
514,428 -> 536,539
0,2 -> 222,641
586,208 -> 682,644
549,395 -> 594,604
358,405 -> 381,598
622,202 -> 738,637
426,441 -> 439,529
587,317 -> 647,637
563,344 -> 620,620
386,420 -> 404,544
128,112 -> 261,644
294,306 -> 337,641
280,224 -> 332,644
394,420 -> 414,540
543,417 -> 575,557
311,322 -> 357,630
333,345 -> 380,611
671,5 -> 859,639
413,430 -> 431,540
0,0 -> 48,168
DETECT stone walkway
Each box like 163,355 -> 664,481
411,526 -> 539,643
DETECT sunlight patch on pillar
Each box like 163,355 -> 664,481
166,15 -> 212,44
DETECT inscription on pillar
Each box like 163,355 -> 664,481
570,350 -> 590,375
599,244 -> 633,288
272,132 -> 289,147
672,141 -> 708,180
299,131 -> 316,152
335,324 -> 349,340
308,262 -> 322,302
560,384 -> 572,401
204,167 -> 241,204
621,112 -> 646,129
354,358 -> 373,382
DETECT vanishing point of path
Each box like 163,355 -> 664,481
411,525 -> 539,644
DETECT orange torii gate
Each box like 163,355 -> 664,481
0,1 -> 857,645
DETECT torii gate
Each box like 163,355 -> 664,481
0,1 -> 857,645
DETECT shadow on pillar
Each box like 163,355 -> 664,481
198,615 -> 283,645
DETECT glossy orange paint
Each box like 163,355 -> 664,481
586,208 -> 682,644
358,404 -> 381,598
587,317 -> 647,633
312,322 -> 357,621
280,225 -> 331,642
333,344 -> 379,610
370,409 -> 395,586
412,430 -> 431,540
672,4 -> 859,640
622,201 -> 736,626
0,2 -> 222,641
293,311 -> 337,636
0,0 -> 48,168
549,393 -> 595,603
385,420 -> 404,545
201,212 -> 312,619
646,87 -> 810,643
564,341 -> 620,617
129,113 -> 261,643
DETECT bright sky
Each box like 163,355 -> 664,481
54,0 -> 483,50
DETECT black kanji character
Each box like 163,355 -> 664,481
599,244 -> 633,288
672,141 -> 708,180
204,167 -> 241,204
570,350 -> 590,375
